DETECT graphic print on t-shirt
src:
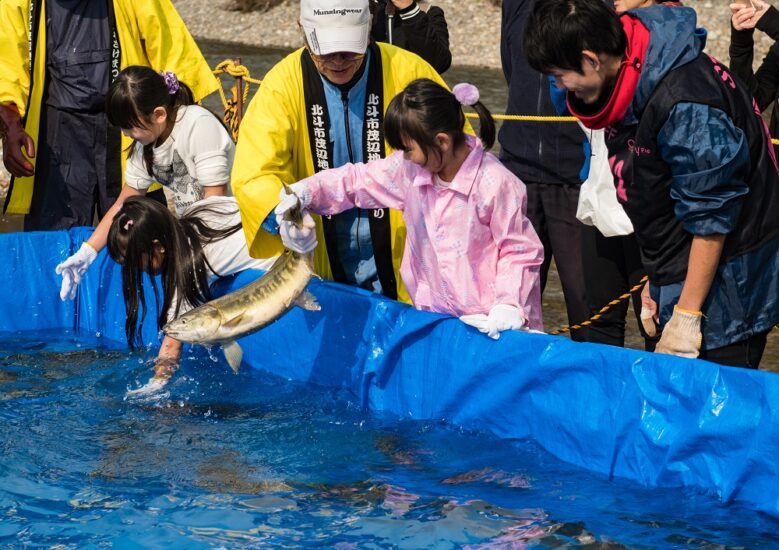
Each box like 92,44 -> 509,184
152,150 -> 203,213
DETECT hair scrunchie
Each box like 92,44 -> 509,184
160,71 -> 180,95
452,83 -> 480,106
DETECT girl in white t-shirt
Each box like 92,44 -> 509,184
106,196 -> 276,392
55,65 -> 234,302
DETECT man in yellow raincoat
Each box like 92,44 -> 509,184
232,0 -> 459,302
0,0 -> 219,230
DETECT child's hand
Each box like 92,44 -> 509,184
55,242 -> 98,300
153,357 -> 178,380
460,305 -> 526,340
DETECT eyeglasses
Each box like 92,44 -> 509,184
309,50 -> 366,67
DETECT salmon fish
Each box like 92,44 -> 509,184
163,189 -> 319,372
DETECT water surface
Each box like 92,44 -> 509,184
1,331 -> 777,547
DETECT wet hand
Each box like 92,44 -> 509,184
654,305 -> 702,359
55,242 -> 98,301
153,357 -> 179,380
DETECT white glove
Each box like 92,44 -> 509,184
460,312 -> 490,333
55,242 -> 98,301
460,304 -> 526,340
655,305 -> 703,359
275,182 -> 312,221
274,183 -> 317,254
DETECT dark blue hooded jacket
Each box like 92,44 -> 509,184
612,6 -> 779,349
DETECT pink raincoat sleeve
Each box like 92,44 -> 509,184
487,175 -> 544,326
302,151 -> 411,215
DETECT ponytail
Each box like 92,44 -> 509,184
385,79 -> 495,165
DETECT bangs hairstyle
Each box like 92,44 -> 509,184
105,66 -> 195,175
105,65 -> 194,130
385,79 -> 495,162
523,0 -> 626,74
107,197 -> 242,350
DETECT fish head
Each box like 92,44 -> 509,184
163,306 -> 222,343
281,186 -> 304,226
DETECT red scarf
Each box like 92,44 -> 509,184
568,14 -> 650,130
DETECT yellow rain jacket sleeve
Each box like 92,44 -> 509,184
232,43 -> 457,303
0,0 -> 219,214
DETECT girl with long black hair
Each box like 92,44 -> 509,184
106,196 -> 275,393
55,65 -> 233,304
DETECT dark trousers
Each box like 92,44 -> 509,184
526,183 -> 589,342
581,225 -> 657,350
24,106 -> 166,230
701,331 -> 769,369
25,107 -> 115,231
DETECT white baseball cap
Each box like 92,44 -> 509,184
300,0 -> 371,56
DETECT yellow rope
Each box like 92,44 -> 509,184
212,59 -> 263,140
465,112 -> 577,122
550,276 -> 649,335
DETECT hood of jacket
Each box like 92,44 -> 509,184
628,5 -> 706,117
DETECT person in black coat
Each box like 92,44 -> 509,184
370,0 -> 451,73
499,0 -> 591,341
729,0 -> 779,153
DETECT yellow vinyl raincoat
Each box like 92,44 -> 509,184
232,43 -> 462,303
0,0 -> 219,214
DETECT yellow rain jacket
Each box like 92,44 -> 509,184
0,0 -> 219,214
232,43 -> 458,303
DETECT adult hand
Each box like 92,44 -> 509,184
274,182 -> 312,221
654,305 -> 703,359
55,242 -> 98,300
730,1 -> 768,30
275,183 -> 317,254
0,104 -> 35,177
279,211 -> 318,254
639,281 -> 659,338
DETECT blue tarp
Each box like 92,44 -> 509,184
2,227 -> 778,518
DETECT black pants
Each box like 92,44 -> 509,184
526,183 -> 589,342
700,331 -> 769,369
24,106 -> 166,230
581,225 -> 658,350
25,107 -> 116,231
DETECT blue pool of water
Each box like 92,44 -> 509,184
1,330 -> 777,548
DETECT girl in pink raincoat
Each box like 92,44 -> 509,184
274,78 -> 544,339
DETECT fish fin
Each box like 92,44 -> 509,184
223,341 -> 243,374
221,314 -> 245,330
295,290 -> 321,312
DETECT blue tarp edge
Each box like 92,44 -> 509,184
2,227 -> 777,517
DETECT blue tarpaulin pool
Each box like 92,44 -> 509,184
2,227 -> 779,530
